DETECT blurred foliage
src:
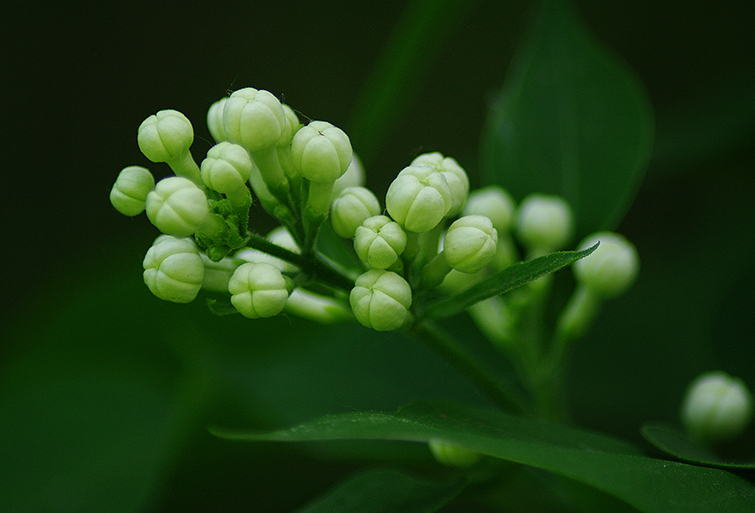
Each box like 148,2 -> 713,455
3,0 -> 754,511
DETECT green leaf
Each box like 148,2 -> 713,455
295,468 -> 466,513
213,401 -> 755,513
420,244 -> 597,320
641,423 -> 755,470
479,0 -> 654,236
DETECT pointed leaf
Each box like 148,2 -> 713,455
296,468 -> 466,513
214,401 -> 755,513
479,0 -> 654,236
641,422 -> 755,470
420,244 -> 597,320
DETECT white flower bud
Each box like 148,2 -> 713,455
411,152 -> 469,217
110,165 -> 155,217
207,98 -> 228,143
354,215 -> 407,269
143,235 -> 204,303
428,439 -> 481,467
331,187 -> 381,238
385,164 -> 452,233
443,216 -> 498,274
145,176 -> 215,237
228,262 -> 290,319
200,142 -> 253,204
291,120 -> 353,183
515,194 -> 573,253
463,186 -> 516,234
222,88 -> 287,152
138,110 -> 202,185
681,371 -> 754,444
573,232 -> 639,299
350,269 -> 412,331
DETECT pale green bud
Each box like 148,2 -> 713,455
200,142 -> 253,198
573,232 -> 639,299
138,109 -> 194,163
332,154 -> 366,200
428,439 -> 481,467
411,152 -> 469,217
222,88 -> 287,152
145,176 -> 212,237
350,269 -> 412,331
443,215 -> 498,274
463,186 -> 516,234
515,194 -> 574,253
110,165 -> 155,217
279,103 -> 300,146
291,120 -> 352,183
385,164 -> 452,233
207,98 -> 228,143
354,215 -> 407,269
681,371 -> 754,444
228,262 -> 290,319
331,187 -> 381,238
143,235 -> 204,303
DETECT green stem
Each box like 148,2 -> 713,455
411,321 -> 529,414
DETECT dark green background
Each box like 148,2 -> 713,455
3,1 -> 754,511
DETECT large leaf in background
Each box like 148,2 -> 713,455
479,0 -> 654,237
214,401 -> 755,513
296,468 -> 466,513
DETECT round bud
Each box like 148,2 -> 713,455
145,176 -> 210,237
443,216 -> 498,274
385,164 -> 452,233
463,186 -> 516,234
428,439 -> 481,467
200,142 -> 253,195
228,262 -> 290,319
331,186 -> 381,238
207,98 -> 228,143
354,215 -> 407,269
222,88 -> 286,152
291,120 -> 353,183
515,194 -> 574,252
350,269 -> 412,331
138,110 -> 194,163
681,371 -> 754,444
110,166 -> 155,216
143,235 -> 204,303
573,232 -> 639,299
411,152 -> 469,217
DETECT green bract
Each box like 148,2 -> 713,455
463,185 -> 516,234
350,269 -> 412,331
145,176 -> 212,237
143,235 -> 204,303
222,88 -> 287,152
385,164 -> 452,233
573,232 -> 639,299
331,187 -> 381,238
443,215 -> 498,274
110,165 -> 155,217
681,371 -> 754,444
354,215 -> 407,270
291,120 -> 352,183
515,194 -> 574,253
228,262 -> 290,319
411,152 -> 469,217
200,142 -> 253,197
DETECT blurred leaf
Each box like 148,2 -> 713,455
295,468 -> 466,513
641,423 -> 755,470
214,401 -> 755,513
479,0 -> 654,237
419,244 -> 597,320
